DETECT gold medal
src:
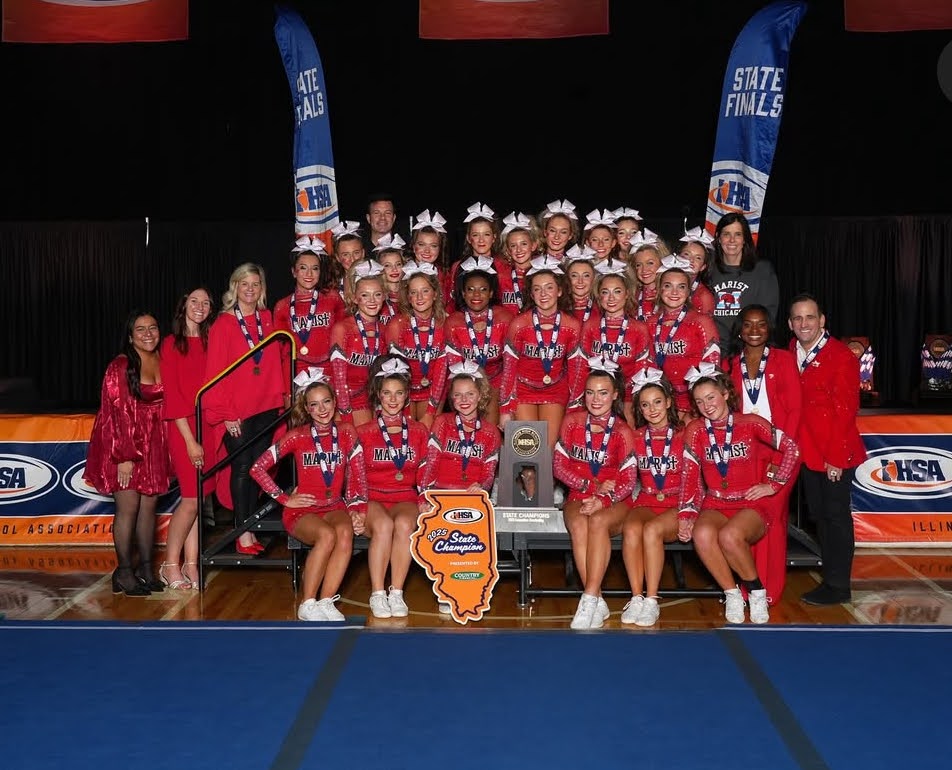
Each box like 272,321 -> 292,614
462,473 -> 468,481
656,493 -> 665,502
300,345 -> 309,356
325,489 -> 332,499
420,378 -> 430,388
253,366 -> 261,376
721,480 -> 729,490
395,471 -> 404,481
543,375 -> 552,385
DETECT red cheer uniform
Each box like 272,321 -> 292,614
385,312 -> 448,416
445,254 -> 504,315
571,299 -> 597,326
356,414 -> 429,504
496,263 -> 530,317
84,355 -> 171,496
380,294 -> 400,327
579,313 -> 654,402
419,413 -> 500,495
636,285 -> 657,321
160,335 -> 215,498
499,310 -> 585,413
629,424 -> 687,512
553,412 -> 639,509
273,289 -> 345,376
647,306 -> 720,412
329,313 -> 384,417
249,421 -> 367,533
443,306 -> 513,390
691,281 -> 715,315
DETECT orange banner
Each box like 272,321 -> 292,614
2,0 -> 188,44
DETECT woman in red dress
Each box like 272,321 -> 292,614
356,355 -> 430,618
250,369 -> 366,622
620,368 -> 685,626
553,358 -> 638,629
564,245 -> 598,325
678,366 -> 800,625
538,199 -> 579,262
85,311 -> 170,596
677,226 -> 716,316
629,229 -> 669,320
159,288 -> 215,590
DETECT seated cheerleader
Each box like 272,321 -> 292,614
678,365 -> 800,625
418,361 -> 501,614
553,358 -> 638,630
249,368 -> 367,622
620,368 -> 685,627
356,355 -> 430,618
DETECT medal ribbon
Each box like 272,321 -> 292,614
600,314 -> 629,362
799,330 -> 830,372
377,415 -> 408,472
740,347 -> 769,405
354,312 -> 381,360
234,307 -> 264,364
580,299 -> 593,324
464,309 -> 493,368
532,310 -> 562,377
511,268 -> 523,308
311,423 -> 339,489
455,414 -> 480,473
585,414 -> 616,477
704,414 -> 734,481
653,305 -> 688,368
289,290 -> 318,345
645,426 -> 674,491
410,314 -> 433,378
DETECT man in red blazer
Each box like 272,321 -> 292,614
789,294 -> 867,605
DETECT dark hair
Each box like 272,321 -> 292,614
454,268 -> 501,311
290,248 -> 337,294
688,372 -> 739,416
121,310 -> 158,401
367,353 -> 412,413
788,292 -> 824,318
654,267 -> 691,312
367,192 -> 396,212
633,377 -> 683,430
584,368 -> 626,419
290,381 -> 335,428
713,213 -> 757,272
523,269 -> 573,313
171,288 -> 214,355
727,303 -> 774,358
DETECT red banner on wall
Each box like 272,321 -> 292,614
2,0 -> 188,44
844,1 -> 952,32
420,0 -> 609,40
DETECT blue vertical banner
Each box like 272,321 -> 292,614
704,1 -> 807,241
274,5 -> 340,242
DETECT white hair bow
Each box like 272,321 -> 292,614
594,260 -> 627,276
501,211 -> 532,237
628,228 -> 662,252
684,362 -> 719,387
412,209 -> 447,233
401,261 -> 438,280
631,367 -> 665,390
587,356 -> 620,374
293,366 -> 329,389
292,235 -> 326,254
564,244 -> 597,263
527,255 -> 564,276
464,202 -> 495,223
373,233 -> 407,253
612,207 -> 643,221
679,226 -> 714,248
449,360 -> 484,379
331,220 -> 361,239
375,357 -> 411,378
545,199 -> 578,220
584,209 -> 618,231
351,259 -> 385,279
459,256 -> 497,275
660,254 -> 695,274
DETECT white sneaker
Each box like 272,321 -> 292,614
571,593 -> 598,630
553,486 -> 565,508
636,597 -> 660,627
317,594 -> 345,622
297,598 -> 327,622
621,595 -> 645,624
748,588 -> 769,624
388,587 -> 409,617
438,601 -> 451,615
369,590 -> 392,618
594,596 -> 610,628
723,587 -> 745,624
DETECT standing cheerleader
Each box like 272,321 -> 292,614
356,356 -> 430,618
538,199 -> 579,261
647,266 -> 720,418
496,211 -> 540,316
583,209 -> 621,265
677,226 -> 716,315
410,209 -> 451,303
564,245 -> 598,324
553,358 -> 638,629
372,234 -> 406,325
445,202 -> 501,313
330,220 -> 365,299
612,207 -> 643,258
330,261 -> 386,426
250,369 -> 366,621
629,229 -> 669,321
273,237 -> 345,376
385,262 -> 448,428
443,258 -> 513,425
678,366 -> 800,625
620,368 -> 685,626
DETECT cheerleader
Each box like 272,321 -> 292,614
249,369 -> 366,622
372,233 -> 406,325
356,356 -> 430,618
583,208 -> 621,265
724,304 -> 802,603
273,237 -> 345,376
553,358 -> 638,630
85,311 -> 170,596
385,262 -> 448,428
409,209 -> 451,302
612,206 -> 643,257
444,202 -> 501,315
578,260 -> 653,425
565,245 -> 598,324
330,261 -> 386,426
647,264 -> 720,417
330,220 -> 365,299
499,256 -> 585,452
443,258 -> 513,425
679,365 -> 800,625
629,229 -> 669,320
538,199 -> 579,261
620,368 -> 685,626
677,226 -> 716,316
496,211 -> 540,316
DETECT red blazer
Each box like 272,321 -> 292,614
725,347 -> 802,445
789,336 -> 867,472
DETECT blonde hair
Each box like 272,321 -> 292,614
221,263 -> 268,313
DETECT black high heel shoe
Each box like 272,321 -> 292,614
112,567 -> 150,597
135,562 -> 165,593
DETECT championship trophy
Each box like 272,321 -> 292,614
498,421 -> 553,508
921,334 -> 952,394
843,336 -> 878,406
